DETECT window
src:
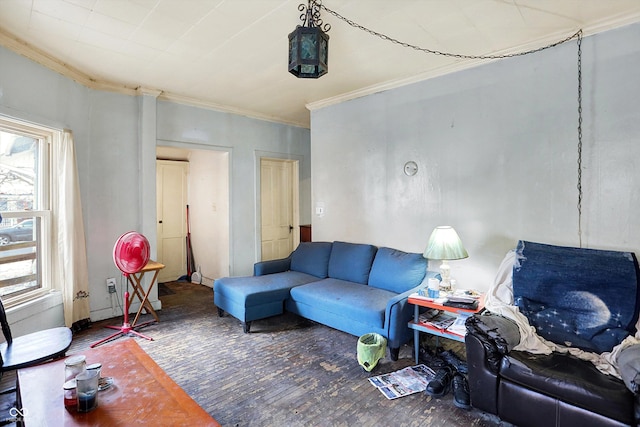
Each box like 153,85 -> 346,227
0,116 -> 53,306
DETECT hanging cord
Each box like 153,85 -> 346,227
576,30 -> 583,247
320,4 -> 585,245
320,4 -> 582,60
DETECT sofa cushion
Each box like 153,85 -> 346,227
289,278 -> 395,327
215,271 -> 319,307
327,241 -> 377,285
513,240 -> 640,353
368,247 -> 427,293
290,242 -> 333,278
500,350 -> 634,424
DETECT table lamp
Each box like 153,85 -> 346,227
423,226 -> 469,293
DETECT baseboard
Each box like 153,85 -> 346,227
91,299 -> 162,322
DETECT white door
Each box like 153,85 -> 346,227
260,159 -> 297,261
156,160 -> 189,282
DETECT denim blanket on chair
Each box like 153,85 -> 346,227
512,240 -> 640,353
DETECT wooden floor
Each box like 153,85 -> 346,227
6,281 -> 510,426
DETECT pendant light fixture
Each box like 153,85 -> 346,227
288,0 -> 330,79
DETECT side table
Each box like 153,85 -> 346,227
127,260 -> 165,327
408,293 -> 484,364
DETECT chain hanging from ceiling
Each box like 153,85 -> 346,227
320,4 -> 581,60
576,32 -> 583,247
320,4 -> 584,246
299,0 -> 331,32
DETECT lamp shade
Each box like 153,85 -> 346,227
288,26 -> 329,78
423,226 -> 469,260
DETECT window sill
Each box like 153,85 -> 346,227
5,291 -> 65,335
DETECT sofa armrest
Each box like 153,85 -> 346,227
253,256 -> 291,276
384,283 -> 425,348
383,272 -> 440,349
464,313 -> 519,415
383,286 -> 420,350
465,313 -> 520,371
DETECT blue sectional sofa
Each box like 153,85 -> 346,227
214,241 -> 435,360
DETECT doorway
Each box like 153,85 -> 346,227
260,158 -> 299,261
156,146 -> 230,286
156,160 -> 188,283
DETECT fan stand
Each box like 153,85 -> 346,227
90,291 -> 154,348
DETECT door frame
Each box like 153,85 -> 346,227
156,159 -> 189,283
255,152 -> 301,262
157,139 -> 232,281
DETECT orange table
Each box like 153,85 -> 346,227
127,260 -> 165,327
408,293 -> 485,363
16,339 -> 220,426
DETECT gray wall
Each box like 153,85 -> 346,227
311,23 -> 640,291
156,101 -> 311,276
0,44 -> 311,326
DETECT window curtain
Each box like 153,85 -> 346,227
52,130 -> 90,329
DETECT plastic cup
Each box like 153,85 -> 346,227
76,369 -> 99,412
86,363 -> 102,378
427,278 -> 440,298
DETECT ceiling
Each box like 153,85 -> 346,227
1,1 -> 640,129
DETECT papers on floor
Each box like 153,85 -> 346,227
368,364 -> 435,399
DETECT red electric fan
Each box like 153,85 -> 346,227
91,231 -> 153,348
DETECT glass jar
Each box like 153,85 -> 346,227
63,379 -> 77,408
64,355 -> 86,408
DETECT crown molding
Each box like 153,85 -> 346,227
0,28 -> 138,97
3,8 -> 639,129
307,13 -> 640,112
157,92 -> 308,128
0,28 -> 307,129
306,29 -> 572,112
137,87 -> 163,97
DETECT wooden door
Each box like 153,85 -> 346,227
156,160 -> 189,282
260,159 -> 295,261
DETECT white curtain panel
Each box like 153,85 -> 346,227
53,130 -> 90,327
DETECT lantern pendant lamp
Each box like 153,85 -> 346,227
288,0 -> 330,79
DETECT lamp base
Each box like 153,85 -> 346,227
439,260 -> 452,293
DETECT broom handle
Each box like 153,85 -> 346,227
186,205 -> 193,276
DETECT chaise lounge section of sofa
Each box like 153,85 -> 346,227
214,241 -> 435,360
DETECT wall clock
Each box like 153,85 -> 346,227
404,161 -> 418,176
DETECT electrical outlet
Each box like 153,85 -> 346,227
106,278 -> 117,293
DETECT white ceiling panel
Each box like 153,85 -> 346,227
1,0 -> 640,128
92,0 -> 152,26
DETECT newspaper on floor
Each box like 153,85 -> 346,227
368,364 -> 436,399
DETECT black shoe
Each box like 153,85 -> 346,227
439,349 -> 468,374
418,347 -> 449,371
452,374 -> 471,410
424,367 -> 452,398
